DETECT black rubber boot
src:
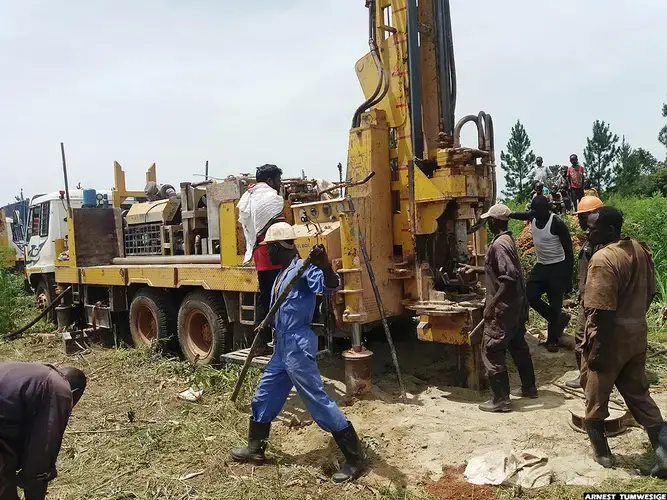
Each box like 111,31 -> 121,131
331,422 -> 364,483
510,386 -> 538,398
479,372 -> 512,412
584,419 -> 614,468
229,419 -> 271,464
557,312 -> 571,337
646,422 -> 667,479
565,352 -> 582,389
545,312 -> 571,352
510,357 -> 538,398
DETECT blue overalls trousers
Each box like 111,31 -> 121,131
250,258 -> 348,433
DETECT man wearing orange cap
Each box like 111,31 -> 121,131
565,195 -> 604,389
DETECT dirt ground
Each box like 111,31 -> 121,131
0,328 -> 665,499
275,333 -> 667,490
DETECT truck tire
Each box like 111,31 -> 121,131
177,290 -> 231,365
129,289 -> 177,350
35,280 -> 56,324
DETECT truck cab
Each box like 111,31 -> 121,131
25,190 -> 110,314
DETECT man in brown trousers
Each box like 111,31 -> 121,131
581,206 -> 666,477
0,362 -> 87,499
463,204 -> 537,412
565,195 -> 604,389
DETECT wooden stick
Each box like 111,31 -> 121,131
647,348 -> 667,359
92,467 -> 141,492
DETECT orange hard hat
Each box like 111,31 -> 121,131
575,195 -> 603,214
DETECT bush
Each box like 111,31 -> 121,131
606,194 -> 667,303
0,248 -> 49,336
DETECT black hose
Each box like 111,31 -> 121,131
352,1 -> 390,128
2,286 -> 72,341
434,0 -> 457,136
406,0 -> 424,159
443,0 -> 457,118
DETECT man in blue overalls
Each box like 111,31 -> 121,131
230,222 -> 363,483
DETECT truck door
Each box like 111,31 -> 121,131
25,201 -> 51,269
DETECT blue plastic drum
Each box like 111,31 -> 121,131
82,189 -> 97,208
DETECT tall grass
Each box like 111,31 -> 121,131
0,247 -> 50,336
607,194 -> 667,304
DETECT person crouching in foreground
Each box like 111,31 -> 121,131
229,222 -> 363,482
462,204 -> 537,412
0,362 -> 87,500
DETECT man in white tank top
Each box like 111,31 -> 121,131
509,195 -> 574,352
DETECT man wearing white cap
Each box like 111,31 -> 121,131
463,204 -> 536,412
229,222 -> 363,482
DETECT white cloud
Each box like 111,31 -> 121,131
0,0 -> 665,202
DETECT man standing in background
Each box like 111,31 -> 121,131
238,164 -> 285,355
535,156 -> 548,186
510,195 -> 573,352
567,154 -> 585,210
554,165 -> 572,212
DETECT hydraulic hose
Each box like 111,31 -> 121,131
351,0 -> 390,128
434,0 -> 457,135
2,286 -> 72,341
443,0 -> 457,119
479,111 -> 497,204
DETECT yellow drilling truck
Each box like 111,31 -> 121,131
51,0 -> 495,390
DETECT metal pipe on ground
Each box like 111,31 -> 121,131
112,255 -> 219,265
346,197 -> 407,404
3,286 -> 72,341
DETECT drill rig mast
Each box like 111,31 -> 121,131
342,0 -> 496,388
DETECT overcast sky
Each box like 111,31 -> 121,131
1,0 -> 666,204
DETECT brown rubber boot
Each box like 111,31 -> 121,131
479,372 -> 512,412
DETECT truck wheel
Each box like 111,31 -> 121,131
129,289 -> 176,349
35,280 -> 56,324
178,290 -> 231,365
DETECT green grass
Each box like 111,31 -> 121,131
0,249 -> 52,336
495,476 -> 667,500
0,339 -> 426,500
1,332 -> 666,499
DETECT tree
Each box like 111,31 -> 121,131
612,139 -> 660,196
659,101 -> 667,152
501,120 -> 536,200
583,120 -> 619,192
613,137 -> 639,194
634,148 -> 658,175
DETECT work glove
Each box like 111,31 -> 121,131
310,244 -> 330,269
